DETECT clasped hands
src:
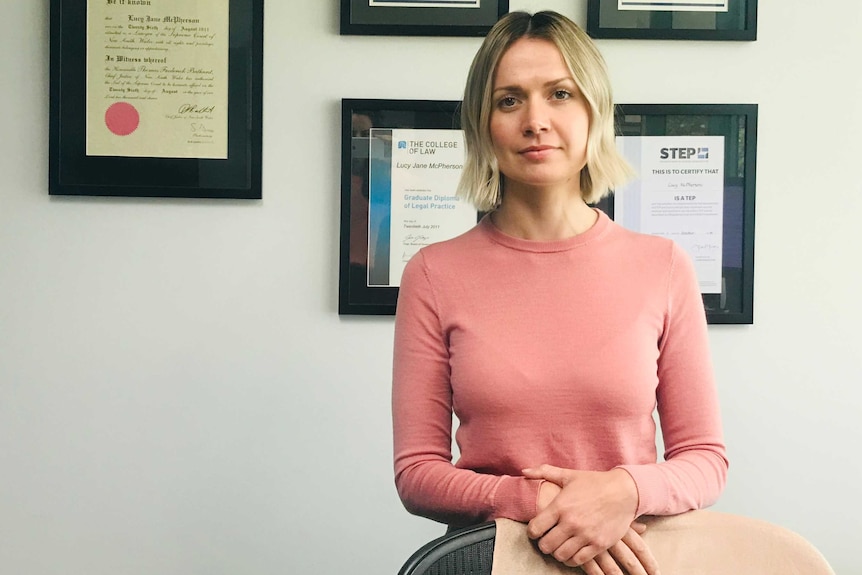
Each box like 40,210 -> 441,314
522,465 -> 659,575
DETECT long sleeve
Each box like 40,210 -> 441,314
392,213 -> 727,526
618,243 -> 728,516
392,252 -> 542,526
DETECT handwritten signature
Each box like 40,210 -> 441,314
177,103 -> 215,114
403,234 -> 430,244
191,123 -> 214,134
693,243 -> 720,252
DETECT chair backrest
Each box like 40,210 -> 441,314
638,510 -> 835,575
397,522 -> 496,575
399,511 -> 835,575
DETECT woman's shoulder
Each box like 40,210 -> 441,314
604,219 -> 694,280
416,220 -> 489,261
399,222 -> 491,302
607,218 -> 675,251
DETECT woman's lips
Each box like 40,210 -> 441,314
519,145 -> 556,160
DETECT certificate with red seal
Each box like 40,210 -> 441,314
85,0 -> 229,159
49,0 -> 262,198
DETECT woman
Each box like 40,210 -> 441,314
392,10 -> 727,575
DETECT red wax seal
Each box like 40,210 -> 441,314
104,102 -> 140,136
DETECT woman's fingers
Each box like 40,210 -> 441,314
578,558 -> 606,575
533,523 -> 580,556
569,544 -> 605,568
595,551 -> 627,575
537,535 -> 658,575
526,506 -> 559,540
522,464 -> 573,485
619,527 -> 660,575
606,538 -> 647,575
543,532 -> 584,564
575,553 -> 624,575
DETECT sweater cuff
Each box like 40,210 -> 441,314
617,464 -> 663,517
491,476 -> 544,523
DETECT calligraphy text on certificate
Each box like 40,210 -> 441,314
86,0 -> 229,159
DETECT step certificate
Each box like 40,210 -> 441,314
615,135 -> 725,294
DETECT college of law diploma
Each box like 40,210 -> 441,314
369,128 -> 477,287
615,135 -> 725,293
86,0 -> 229,159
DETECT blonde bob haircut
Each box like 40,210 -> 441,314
457,10 -> 632,211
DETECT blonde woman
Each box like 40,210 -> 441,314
393,11 -> 727,575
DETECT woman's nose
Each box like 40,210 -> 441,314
522,99 -> 550,136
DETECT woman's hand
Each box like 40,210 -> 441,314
524,465 -> 642,568
578,522 -> 659,575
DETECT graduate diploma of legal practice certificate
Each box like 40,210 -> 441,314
86,0 -> 229,159
367,128 -> 477,288
615,136 -> 725,294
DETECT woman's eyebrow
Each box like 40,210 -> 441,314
492,77 -> 575,94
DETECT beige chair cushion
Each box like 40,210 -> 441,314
492,510 -> 834,575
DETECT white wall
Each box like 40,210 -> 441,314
1,1 -> 859,573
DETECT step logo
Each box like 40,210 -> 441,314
660,146 -> 710,160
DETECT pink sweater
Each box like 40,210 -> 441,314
392,210 -> 728,527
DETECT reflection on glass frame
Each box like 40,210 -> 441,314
340,0 -> 509,36
587,0 -> 757,40
49,0 -> 264,199
613,104 -> 757,324
340,99 -> 466,315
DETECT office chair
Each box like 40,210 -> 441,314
397,511 -> 835,575
397,522 -> 497,575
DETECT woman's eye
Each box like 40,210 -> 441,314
497,96 -> 518,109
552,89 -> 571,100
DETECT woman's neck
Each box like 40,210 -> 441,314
490,185 -> 597,241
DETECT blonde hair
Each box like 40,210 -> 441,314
457,11 -> 633,211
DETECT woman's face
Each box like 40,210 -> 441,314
489,38 -> 590,195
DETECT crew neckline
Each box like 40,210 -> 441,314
479,208 -> 611,253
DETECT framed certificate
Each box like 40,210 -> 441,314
339,99 -> 614,316
613,104 -> 758,324
49,0 -> 264,199
339,99 -> 482,315
587,0 -> 757,40
340,0 -> 509,36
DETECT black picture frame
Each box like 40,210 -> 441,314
340,0 -> 509,37
340,98 -> 469,315
587,0 -> 757,41
49,0 -> 264,199
613,103 -> 757,324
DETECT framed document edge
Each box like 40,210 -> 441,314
340,0 -> 509,37
49,0 -> 264,199
586,0 -> 757,41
